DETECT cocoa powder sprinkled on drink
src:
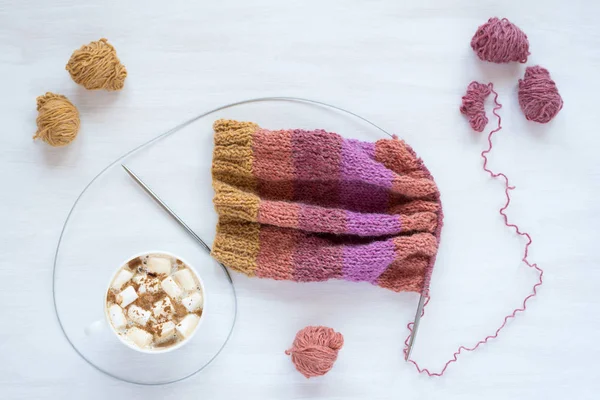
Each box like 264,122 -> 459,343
128,257 -> 143,270
106,290 -> 116,304
172,301 -> 188,322
134,292 -> 163,310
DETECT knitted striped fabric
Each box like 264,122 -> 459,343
211,119 -> 443,293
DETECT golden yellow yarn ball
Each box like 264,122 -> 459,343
33,92 -> 80,147
66,38 -> 127,91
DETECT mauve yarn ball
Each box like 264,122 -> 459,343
518,66 -> 563,123
471,17 -> 530,63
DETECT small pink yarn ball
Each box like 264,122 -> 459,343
285,326 -> 344,378
460,81 -> 492,132
471,17 -> 530,63
518,66 -> 563,123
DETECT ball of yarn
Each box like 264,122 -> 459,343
285,326 -> 344,378
460,81 -> 492,132
518,66 -> 563,123
66,38 -> 127,91
33,92 -> 80,147
471,17 -> 530,63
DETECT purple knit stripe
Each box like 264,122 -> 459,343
292,129 -> 342,208
339,139 -> 394,213
342,239 -> 396,283
346,211 -> 402,236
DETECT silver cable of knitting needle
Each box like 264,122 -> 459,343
117,97 -> 424,359
405,293 -> 426,360
121,164 -> 212,255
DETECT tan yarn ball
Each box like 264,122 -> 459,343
66,38 -> 127,91
34,93 -> 80,147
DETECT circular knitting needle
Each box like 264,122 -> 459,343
121,164 -> 213,256
123,165 -> 426,360
405,293 -> 426,361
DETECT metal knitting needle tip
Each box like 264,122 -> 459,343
405,293 -> 426,361
121,164 -> 212,254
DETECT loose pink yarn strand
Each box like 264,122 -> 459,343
403,83 -> 544,377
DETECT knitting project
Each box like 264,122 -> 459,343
211,120 -> 443,293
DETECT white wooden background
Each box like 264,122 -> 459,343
1,0 -> 599,398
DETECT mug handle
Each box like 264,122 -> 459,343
85,319 -> 107,336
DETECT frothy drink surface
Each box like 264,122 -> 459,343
106,253 -> 204,351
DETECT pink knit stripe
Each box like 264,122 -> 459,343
391,176 -> 438,198
399,212 -> 438,233
392,233 -> 438,260
389,200 -> 440,215
255,226 -> 298,280
257,200 -> 300,229
374,138 -> 428,178
259,200 -> 408,236
252,128 -> 295,200
376,255 -> 428,292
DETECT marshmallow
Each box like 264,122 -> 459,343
108,304 -> 127,330
153,321 -> 176,342
161,276 -> 183,299
126,327 -> 153,348
116,286 -> 138,308
173,269 -> 197,291
127,305 -> 151,326
147,256 -> 171,275
152,296 -> 174,320
181,291 -> 203,312
176,314 -> 200,338
111,269 -> 134,290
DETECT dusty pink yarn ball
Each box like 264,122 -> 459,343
285,326 -> 344,378
518,66 -> 563,123
471,17 -> 530,63
460,81 -> 492,132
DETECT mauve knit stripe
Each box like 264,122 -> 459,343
292,129 -> 342,207
342,240 -> 396,283
293,234 -> 344,282
339,140 -> 393,212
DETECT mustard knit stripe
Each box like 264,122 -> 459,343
211,220 -> 262,276
213,181 -> 260,222
211,119 -> 261,276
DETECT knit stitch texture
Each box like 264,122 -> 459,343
211,120 -> 443,293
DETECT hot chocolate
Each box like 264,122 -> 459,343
105,252 -> 204,351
